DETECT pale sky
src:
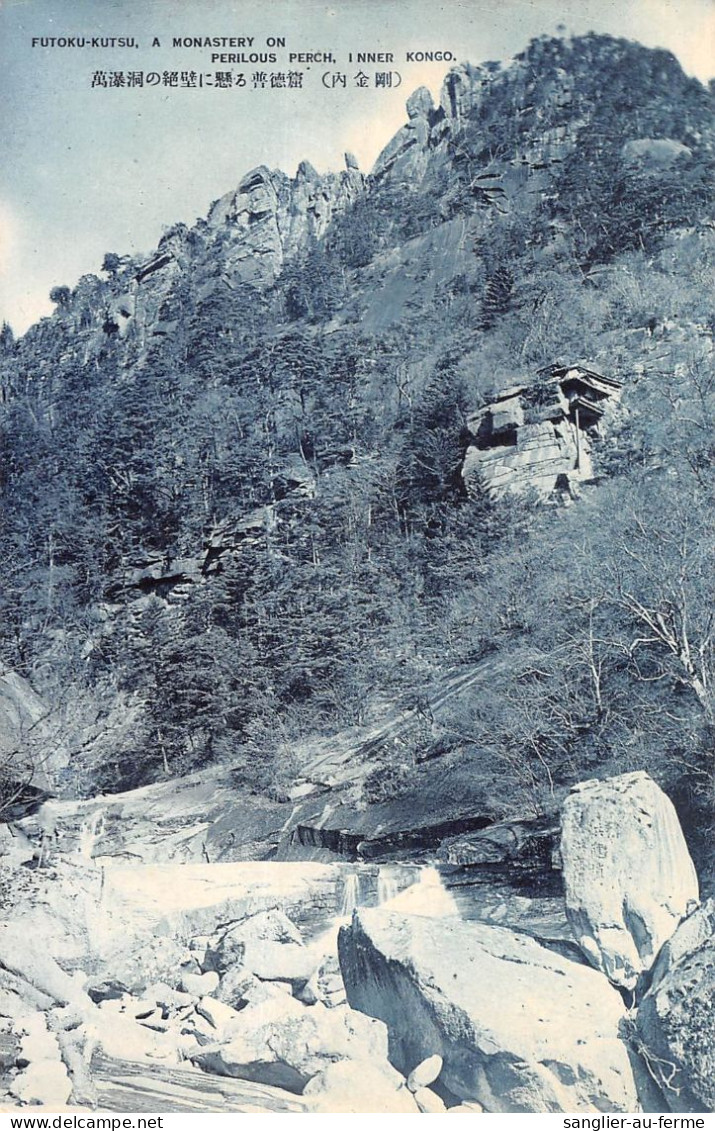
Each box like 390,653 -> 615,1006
1,0 -> 713,334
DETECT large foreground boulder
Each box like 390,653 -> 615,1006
303,1059 -> 419,1113
636,901 -> 715,1113
338,909 -> 637,1113
193,994 -> 389,1093
560,773 -> 699,990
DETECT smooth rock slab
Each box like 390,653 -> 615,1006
91,1051 -> 308,1112
636,902 -> 715,1113
560,772 -> 699,990
339,909 -> 637,1113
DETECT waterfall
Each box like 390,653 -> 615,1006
374,865 -> 461,917
391,866 -> 461,917
78,809 -> 105,860
377,865 -> 401,905
339,870 -> 362,917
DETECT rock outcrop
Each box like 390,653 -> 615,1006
636,901 -> 715,1113
560,772 -> 699,990
462,365 -> 622,498
206,160 -> 364,286
438,813 -> 558,868
0,669 -> 60,800
372,86 -> 435,183
338,908 -> 637,1112
91,1051 -> 309,1113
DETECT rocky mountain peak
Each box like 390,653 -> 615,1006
405,86 -> 434,120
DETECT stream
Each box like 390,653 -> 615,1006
2,785 -> 571,1112
2,802 -> 468,1111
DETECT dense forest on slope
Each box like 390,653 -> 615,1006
0,35 -> 712,862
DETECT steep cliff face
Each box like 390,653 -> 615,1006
5,158 -> 365,392
0,34 -> 712,827
207,159 -> 365,280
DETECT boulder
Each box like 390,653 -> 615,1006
189,934 -> 212,952
448,1102 -> 485,1112
180,971 -> 219,997
636,902 -> 714,1113
179,1011 -> 218,1048
339,909 -> 637,1113
193,995 -> 389,1093
144,982 -> 195,1013
11,1058 -> 73,1106
560,773 -> 699,990
87,978 -> 130,1004
135,1008 -> 167,1032
249,942 -> 315,988
414,1086 -> 447,1113
111,936 -> 196,994
195,996 -> 243,1036
127,998 -> 164,1021
297,953 -> 346,1009
88,1004 -> 182,1064
648,900 -> 715,992
303,1059 -> 419,1113
240,979 -> 293,1007
407,1053 -> 443,1091
204,909 -> 303,975
215,967 -> 258,1007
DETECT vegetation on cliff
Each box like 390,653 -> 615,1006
0,35 -> 712,860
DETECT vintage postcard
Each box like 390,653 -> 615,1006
0,0 -> 713,1118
